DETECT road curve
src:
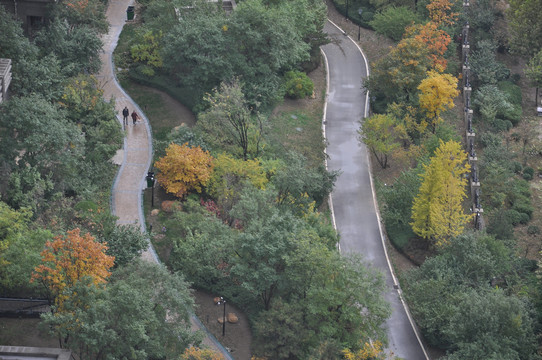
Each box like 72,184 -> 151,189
321,20 -> 429,360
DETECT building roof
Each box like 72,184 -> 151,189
0,346 -> 71,360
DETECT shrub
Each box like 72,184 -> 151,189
519,212 -> 531,224
283,71 -> 314,99
513,202 -> 534,219
487,209 -> 515,240
498,81 -> 522,106
512,161 -> 523,174
369,6 -> 421,41
507,209 -> 522,226
470,40 -> 510,86
523,167 -> 534,181
527,225 -> 540,235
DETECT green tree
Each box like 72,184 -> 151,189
272,151 -> 338,211
34,21 -> 103,76
131,30 -> 163,76
252,298 -> 312,359
359,113 -> 400,168
100,225 -> 148,267
161,11 -> 232,96
207,153 -> 269,220
0,95 -> 85,207
226,0 -> 310,105
229,189 -> 301,310
508,0 -> 542,56
370,6 -> 421,41
524,49 -> 542,104
0,203 -> 44,290
365,37 -> 432,109
41,260 -> 201,360
167,197 -> 235,291
443,289 -> 539,360
197,79 -> 264,160
404,232 -> 537,356
411,140 -> 470,247
469,40 -> 510,86
283,70 -> 314,99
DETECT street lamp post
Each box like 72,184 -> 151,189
146,171 -> 155,208
217,296 -> 226,336
358,8 -> 363,41
345,0 -> 349,20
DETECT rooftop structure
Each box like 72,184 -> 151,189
0,59 -> 12,104
0,0 -> 51,35
0,346 -> 71,360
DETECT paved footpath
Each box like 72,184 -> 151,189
322,20 -> 429,360
97,2 -> 234,358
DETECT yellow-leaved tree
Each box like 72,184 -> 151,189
359,113 -> 401,169
342,340 -> 396,359
411,140 -> 471,247
31,228 -> 114,308
155,143 -> 214,199
418,70 -> 459,133
180,347 -> 225,360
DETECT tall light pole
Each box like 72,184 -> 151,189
358,8 -> 363,41
345,0 -> 349,20
217,297 -> 226,336
146,171 -> 155,208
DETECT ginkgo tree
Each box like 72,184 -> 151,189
411,140 -> 471,247
418,70 -> 459,133
154,143 -> 214,199
31,228 -> 115,308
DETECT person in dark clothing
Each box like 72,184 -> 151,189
131,110 -> 139,124
122,106 -> 129,126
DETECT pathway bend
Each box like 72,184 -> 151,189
322,20 -> 429,360
97,2 -> 234,358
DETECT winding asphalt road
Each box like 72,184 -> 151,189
322,20 -> 429,360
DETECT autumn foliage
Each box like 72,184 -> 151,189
180,347 -> 225,360
411,140 -> 471,247
31,228 -> 114,307
342,340 -> 392,360
406,23 -> 451,71
155,143 -> 214,199
418,70 -> 459,131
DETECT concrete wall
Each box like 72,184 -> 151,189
0,0 -> 53,35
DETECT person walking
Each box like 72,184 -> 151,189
122,106 -> 129,126
131,110 -> 139,125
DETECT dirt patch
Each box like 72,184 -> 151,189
193,291 -> 252,360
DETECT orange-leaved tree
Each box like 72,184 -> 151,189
154,143 -> 214,199
31,228 -> 114,307
418,70 -> 459,132
406,22 -> 452,71
426,0 -> 458,27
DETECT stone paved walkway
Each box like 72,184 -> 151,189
97,2 -> 234,358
